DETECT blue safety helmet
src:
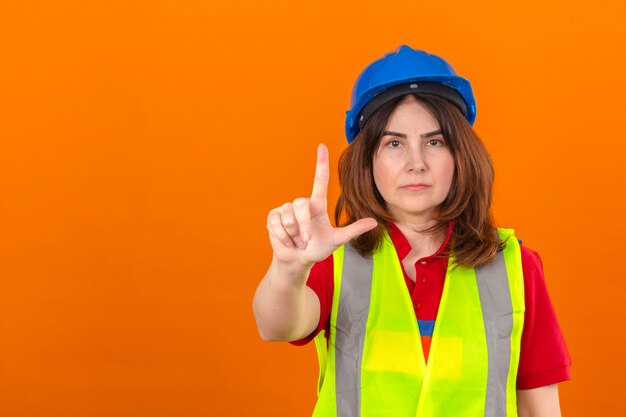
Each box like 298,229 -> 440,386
345,45 -> 476,143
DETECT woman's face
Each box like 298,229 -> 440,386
373,95 -> 455,224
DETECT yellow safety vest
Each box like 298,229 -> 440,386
312,228 -> 524,417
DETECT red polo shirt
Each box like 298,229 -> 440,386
293,223 -> 572,390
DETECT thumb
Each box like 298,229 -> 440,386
333,218 -> 378,246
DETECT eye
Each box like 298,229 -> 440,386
386,139 -> 402,148
427,138 -> 445,147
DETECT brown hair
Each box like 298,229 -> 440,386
334,93 -> 504,268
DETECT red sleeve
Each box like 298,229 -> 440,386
289,254 -> 334,346
517,245 -> 572,389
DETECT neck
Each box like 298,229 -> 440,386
394,218 -> 447,259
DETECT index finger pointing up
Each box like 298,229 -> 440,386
310,143 -> 329,201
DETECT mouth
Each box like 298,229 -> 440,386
400,184 -> 430,191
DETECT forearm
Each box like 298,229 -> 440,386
252,257 -> 320,342
517,385 -> 561,417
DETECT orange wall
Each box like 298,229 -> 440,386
1,1 -> 624,416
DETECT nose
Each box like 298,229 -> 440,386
406,144 -> 426,173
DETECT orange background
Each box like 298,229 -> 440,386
1,1 -> 625,416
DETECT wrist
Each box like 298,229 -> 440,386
269,255 -> 314,284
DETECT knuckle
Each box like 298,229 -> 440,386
280,237 -> 294,247
269,216 -> 282,227
271,226 -> 286,238
315,173 -> 328,182
293,197 -> 309,207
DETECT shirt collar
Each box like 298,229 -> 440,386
387,220 -> 455,261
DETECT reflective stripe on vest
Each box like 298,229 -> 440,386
312,228 -> 525,417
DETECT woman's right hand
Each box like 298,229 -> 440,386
266,144 -> 378,268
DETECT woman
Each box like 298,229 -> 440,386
253,45 -> 571,417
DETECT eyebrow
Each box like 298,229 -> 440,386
381,129 -> 443,139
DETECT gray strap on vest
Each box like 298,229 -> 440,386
335,243 -> 373,417
475,249 -> 513,417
